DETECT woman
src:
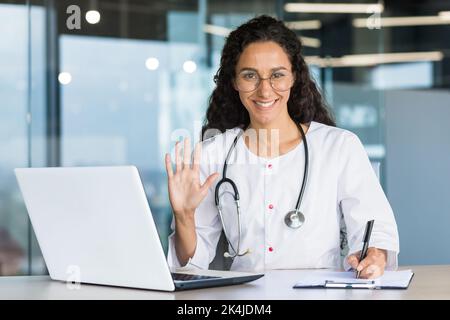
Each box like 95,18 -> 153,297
165,15 -> 399,278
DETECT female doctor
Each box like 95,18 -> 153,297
165,15 -> 399,279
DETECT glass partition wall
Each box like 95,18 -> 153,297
1,0 -> 448,275
0,0 -> 47,275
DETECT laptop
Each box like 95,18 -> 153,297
14,166 -> 263,291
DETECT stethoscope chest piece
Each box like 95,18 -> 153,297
284,210 -> 305,229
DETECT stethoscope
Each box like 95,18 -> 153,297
214,123 -> 309,259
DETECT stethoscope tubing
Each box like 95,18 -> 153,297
294,123 -> 308,211
214,123 -> 309,258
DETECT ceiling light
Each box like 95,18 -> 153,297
285,20 -> 322,30
353,15 -> 450,28
58,72 -> 72,85
85,10 -> 101,24
284,3 -> 383,14
300,36 -> 321,48
183,60 -> 197,73
439,11 -> 450,19
203,24 -> 231,37
145,57 -> 159,71
305,51 -> 444,68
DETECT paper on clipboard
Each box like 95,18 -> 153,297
293,269 -> 414,289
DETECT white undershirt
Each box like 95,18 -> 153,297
167,121 -> 399,272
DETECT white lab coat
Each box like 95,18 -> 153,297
167,121 -> 399,272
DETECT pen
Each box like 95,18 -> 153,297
356,219 -> 374,279
325,280 -> 377,289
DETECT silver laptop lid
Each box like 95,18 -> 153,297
15,166 -> 175,291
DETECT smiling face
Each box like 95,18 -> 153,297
234,41 -> 294,128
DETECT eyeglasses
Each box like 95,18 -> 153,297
235,70 -> 294,92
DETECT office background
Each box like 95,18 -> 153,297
0,0 -> 449,276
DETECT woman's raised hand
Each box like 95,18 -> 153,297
165,138 -> 219,220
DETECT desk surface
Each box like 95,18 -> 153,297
1,265 -> 449,300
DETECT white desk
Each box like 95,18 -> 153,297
1,265 -> 449,300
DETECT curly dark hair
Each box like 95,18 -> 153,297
202,15 -> 335,139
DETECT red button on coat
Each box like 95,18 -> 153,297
268,247 -> 274,252
268,204 -> 274,210
267,164 -> 272,169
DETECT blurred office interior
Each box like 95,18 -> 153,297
0,0 -> 449,276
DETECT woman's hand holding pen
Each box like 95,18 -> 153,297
347,247 -> 387,279
165,138 -> 219,220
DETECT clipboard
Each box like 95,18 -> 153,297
293,270 -> 414,290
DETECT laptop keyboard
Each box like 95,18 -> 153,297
171,272 -> 220,281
